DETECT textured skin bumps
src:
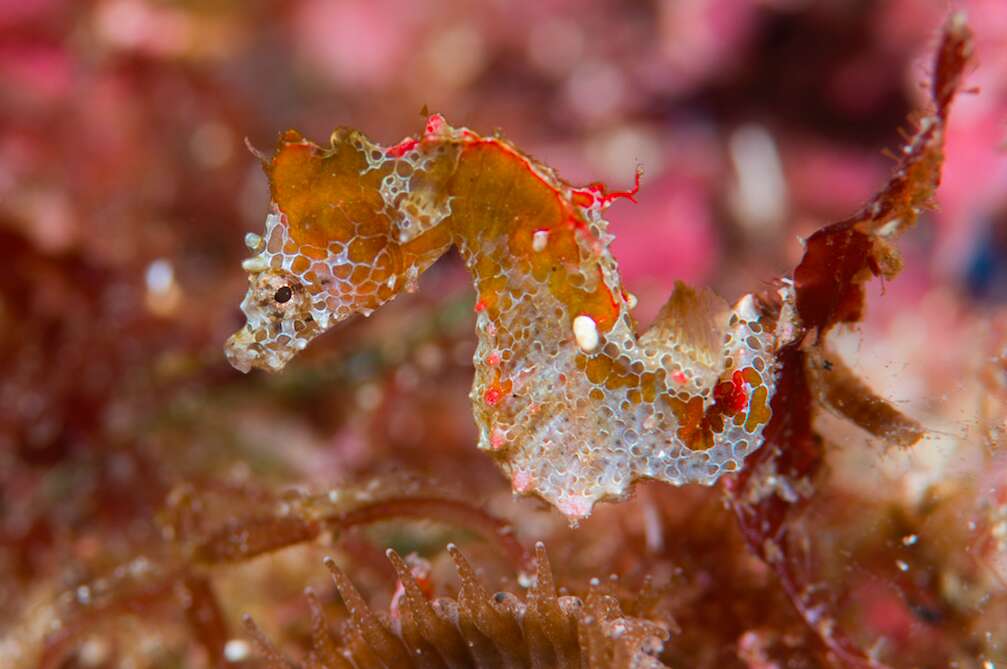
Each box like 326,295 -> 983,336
226,116 -> 795,521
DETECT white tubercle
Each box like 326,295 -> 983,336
735,293 -> 759,322
532,229 -> 549,252
572,314 -> 600,353
244,232 -> 264,252
241,255 -> 269,273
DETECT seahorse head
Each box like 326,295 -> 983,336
225,240 -> 322,373
226,127 -> 456,373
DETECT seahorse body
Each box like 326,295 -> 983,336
226,115 -> 794,521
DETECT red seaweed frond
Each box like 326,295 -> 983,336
727,12 -> 974,668
793,13 -> 973,337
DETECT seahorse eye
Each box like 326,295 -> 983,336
274,286 -> 293,303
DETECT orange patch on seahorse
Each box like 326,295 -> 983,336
228,114 -> 787,522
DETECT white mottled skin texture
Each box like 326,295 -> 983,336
226,117 -> 798,522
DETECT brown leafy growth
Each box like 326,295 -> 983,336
247,542 -> 671,669
806,347 -> 923,449
726,12 -> 974,668
27,479 -> 527,669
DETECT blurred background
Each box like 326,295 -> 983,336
2,0 -> 1007,667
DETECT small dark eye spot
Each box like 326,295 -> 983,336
274,286 -> 293,303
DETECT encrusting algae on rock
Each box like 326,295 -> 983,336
226,114 -> 797,522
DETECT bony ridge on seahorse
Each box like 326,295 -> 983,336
225,114 -> 797,522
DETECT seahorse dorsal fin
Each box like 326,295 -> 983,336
640,281 -> 730,381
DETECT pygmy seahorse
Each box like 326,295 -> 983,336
226,115 -> 795,521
